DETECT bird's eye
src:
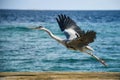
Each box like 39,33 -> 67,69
39,26 -> 42,28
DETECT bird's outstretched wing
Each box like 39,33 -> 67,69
67,30 -> 96,47
56,14 -> 96,46
56,14 -> 84,40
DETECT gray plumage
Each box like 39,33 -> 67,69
56,14 -> 96,49
33,14 -> 107,66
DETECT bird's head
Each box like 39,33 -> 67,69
33,26 -> 45,30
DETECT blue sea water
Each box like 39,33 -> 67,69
0,10 -> 120,72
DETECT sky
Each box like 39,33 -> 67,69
0,0 -> 120,10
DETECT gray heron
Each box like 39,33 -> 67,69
33,14 -> 107,66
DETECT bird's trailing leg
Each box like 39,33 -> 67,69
86,52 -> 107,67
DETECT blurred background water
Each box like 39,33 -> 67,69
0,10 -> 120,72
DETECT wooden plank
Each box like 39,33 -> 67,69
0,72 -> 120,80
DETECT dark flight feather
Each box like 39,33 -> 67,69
56,14 -> 83,36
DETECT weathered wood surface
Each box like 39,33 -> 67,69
0,72 -> 120,80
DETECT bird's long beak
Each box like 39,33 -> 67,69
30,26 -> 43,30
29,27 -> 39,30
29,27 -> 35,29
87,52 -> 108,67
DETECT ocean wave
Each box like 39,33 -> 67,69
0,10 -> 120,72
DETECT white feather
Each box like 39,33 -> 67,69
86,46 -> 94,52
64,28 -> 78,40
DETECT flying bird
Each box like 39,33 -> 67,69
33,14 -> 107,66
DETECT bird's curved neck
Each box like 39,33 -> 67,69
42,28 -> 63,43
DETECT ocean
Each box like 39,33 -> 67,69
0,10 -> 120,72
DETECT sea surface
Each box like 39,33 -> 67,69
0,10 -> 120,72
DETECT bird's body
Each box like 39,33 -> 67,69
33,14 -> 107,66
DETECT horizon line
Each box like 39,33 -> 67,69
0,8 -> 120,11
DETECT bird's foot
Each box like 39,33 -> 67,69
99,59 -> 108,67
